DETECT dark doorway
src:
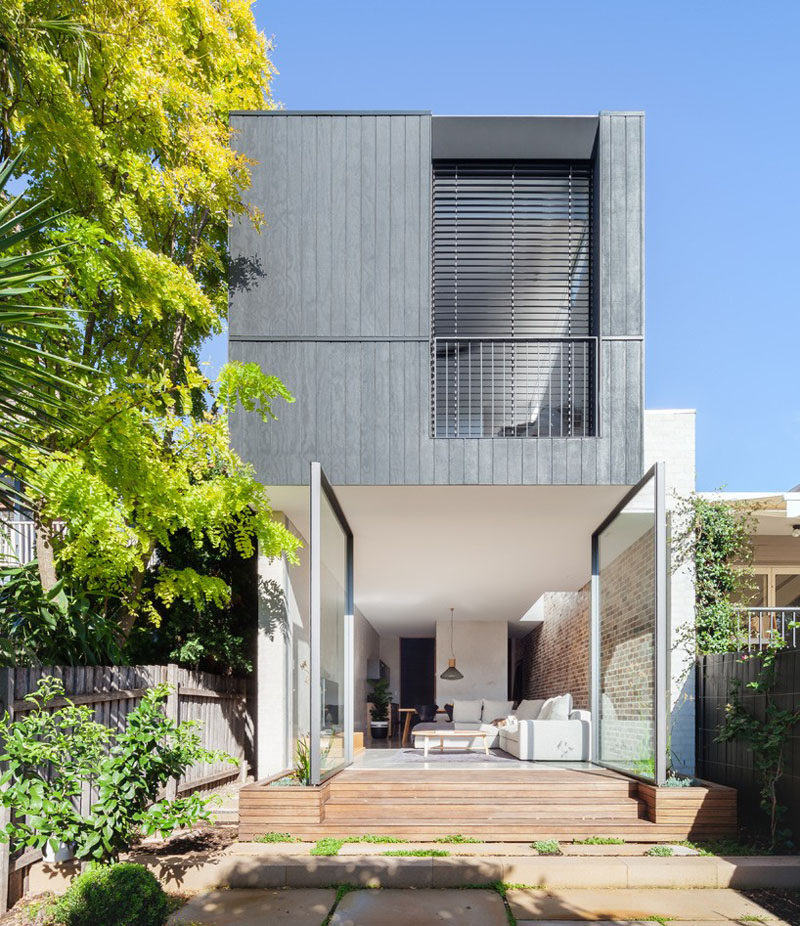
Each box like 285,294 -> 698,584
400,638 -> 435,709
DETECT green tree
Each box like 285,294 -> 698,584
0,0 -> 299,651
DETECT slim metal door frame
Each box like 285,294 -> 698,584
309,461 -> 354,785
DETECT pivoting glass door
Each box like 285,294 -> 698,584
309,462 -> 354,784
590,463 -> 667,784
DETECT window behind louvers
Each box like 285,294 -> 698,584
431,160 -> 592,338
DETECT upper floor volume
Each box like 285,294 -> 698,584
228,112 -> 645,487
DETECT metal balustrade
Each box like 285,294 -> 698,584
0,515 -> 36,566
736,607 -> 800,651
431,336 -> 596,438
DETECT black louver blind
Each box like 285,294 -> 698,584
432,160 -> 593,338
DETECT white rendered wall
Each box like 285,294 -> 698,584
435,620 -> 508,704
353,608 -> 380,734
643,409 -> 697,775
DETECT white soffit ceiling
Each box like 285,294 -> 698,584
267,484 -> 628,634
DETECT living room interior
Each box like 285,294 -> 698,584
260,479 -> 657,774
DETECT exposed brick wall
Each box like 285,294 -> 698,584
518,589 -> 590,710
599,525 -> 655,765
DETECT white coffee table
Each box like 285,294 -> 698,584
416,729 -> 490,757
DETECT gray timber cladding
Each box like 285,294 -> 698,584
228,111 -> 644,486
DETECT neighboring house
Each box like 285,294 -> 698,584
701,486 -> 800,648
228,109 -> 702,789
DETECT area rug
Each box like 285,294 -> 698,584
400,748 -> 518,763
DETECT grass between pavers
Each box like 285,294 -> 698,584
645,845 -> 675,857
435,833 -> 482,844
675,837 -> 774,856
382,849 -> 449,857
252,831 -> 301,843
530,839 -> 562,855
573,835 -> 625,845
310,835 -> 406,856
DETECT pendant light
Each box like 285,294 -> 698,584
439,607 -> 464,680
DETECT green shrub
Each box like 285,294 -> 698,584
50,863 -> 168,926
0,677 -> 234,863
531,839 -> 561,855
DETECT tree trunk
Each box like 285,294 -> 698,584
117,541 -> 155,641
33,500 -> 58,591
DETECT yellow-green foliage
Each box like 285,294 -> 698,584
1,1 -> 300,642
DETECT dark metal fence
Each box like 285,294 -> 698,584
696,649 -> 800,837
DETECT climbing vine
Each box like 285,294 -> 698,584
673,493 -> 756,654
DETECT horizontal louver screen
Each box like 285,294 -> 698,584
432,160 -> 592,338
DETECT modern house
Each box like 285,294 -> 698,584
227,110 -> 731,839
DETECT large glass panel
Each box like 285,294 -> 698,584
310,463 -> 352,784
318,489 -> 347,777
595,472 -> 661,781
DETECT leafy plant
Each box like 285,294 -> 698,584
47,863 -> 168,926
0,677 -> 234,862
0,152 -> 95,508
531,839 -> 561,855
294,735 -> 311,785
645,845 -> 674,856
717,631 -> 800,849
368,678 -> 391,724
673,493 -> 757,654
350,834 -> 402,844
436,834 -> 481,844
663,774 -> 694,788
0,560 -> 121,666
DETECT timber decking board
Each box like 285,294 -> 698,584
237,765 -> 737,842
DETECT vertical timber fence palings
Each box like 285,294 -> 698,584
0,664 -> 251,911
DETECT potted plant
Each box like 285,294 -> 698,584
368,678 -> 391,740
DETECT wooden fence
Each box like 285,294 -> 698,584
696,649 -> 800,839
0,664 -> 252,911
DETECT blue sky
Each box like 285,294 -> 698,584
207,0 -> 800,491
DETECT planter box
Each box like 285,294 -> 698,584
637,778 -> 737,838
238,770 -> 330,841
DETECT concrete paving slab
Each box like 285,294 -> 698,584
284,855 -> 434,888
623,856 -> 721,888
502,856 -> 629,888
225,841 -> 311,855
716,856 -> 800,889
168,888 -> 336,925
429,856 -> 505,886
560,844 -> 650,857
506,888 -> 780,921
329,888 -> 508,925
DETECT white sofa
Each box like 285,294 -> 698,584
499,695 -> 592,761
410,695 -> 591,761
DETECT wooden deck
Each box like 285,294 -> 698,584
238,766 -> 737,842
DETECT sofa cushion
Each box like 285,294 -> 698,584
482,698 -> 513,722
538,693 -> 572,721
451,699 -> 482,723
514,698 -> 544,721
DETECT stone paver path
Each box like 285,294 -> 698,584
508,887 -> 789,923
329,887 -> 507,924
168,888 -> 336,925
168,886 -> 793,925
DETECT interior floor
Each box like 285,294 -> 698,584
355,745 -> 597,772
